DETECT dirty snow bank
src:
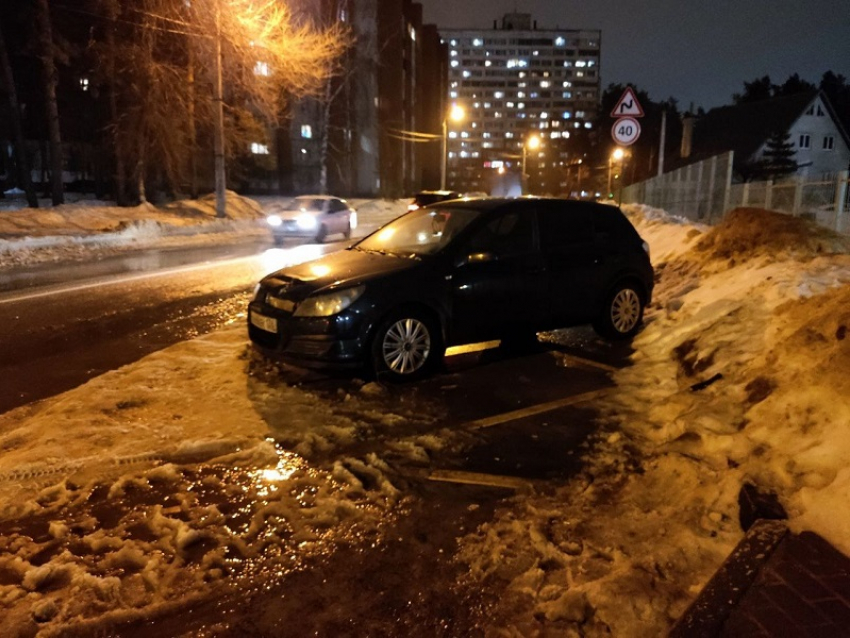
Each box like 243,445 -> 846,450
0,325 -> 439,635
0,192 -> 267,268
456,206 -> 850,636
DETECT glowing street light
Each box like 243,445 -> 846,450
521,134 -> 541,194
608,147 -> 628,202
441,104 -> 465,190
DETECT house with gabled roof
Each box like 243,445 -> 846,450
683,91 -> 850,181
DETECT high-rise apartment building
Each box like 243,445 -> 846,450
440,13 -> 601,195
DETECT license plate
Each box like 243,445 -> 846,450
250,311 -> 278,333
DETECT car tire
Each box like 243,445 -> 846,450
344,221 -> 352,239
315,224 -> 327,243
371,308 -> 444,382
272,234 -> 283,247
593,282 -> 645,340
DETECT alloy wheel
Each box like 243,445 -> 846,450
381,318 -> 431,375
610,288 -> 641,333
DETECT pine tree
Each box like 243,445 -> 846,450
760,130 -> 797,180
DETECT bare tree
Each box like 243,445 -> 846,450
88,0 -> 347,212
0,15 -> 38,208
34,0 -> 64,205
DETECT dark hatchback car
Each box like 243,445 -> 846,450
248,198 -> 653,381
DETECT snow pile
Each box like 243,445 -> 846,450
0,326 -> 441,634
455,206 -> 850,636
0,194 -> 408,269
0,191 -> 268,268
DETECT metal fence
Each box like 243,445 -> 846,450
621,151 -> 850,234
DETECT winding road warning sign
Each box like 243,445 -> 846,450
610,87 -> 645,118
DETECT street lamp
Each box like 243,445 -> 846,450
521,134 -> 540,194
608,147 -> 626,200
441,104 -> 465,190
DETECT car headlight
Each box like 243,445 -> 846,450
294,285 -> 365,317
267,215 -> 282,227
349,211 -> 358,229
296,214 -> 317,230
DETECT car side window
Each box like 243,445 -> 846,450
539,204 -> 593,252
466,211 -> 535,257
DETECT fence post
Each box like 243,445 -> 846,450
742,182 -> 750,207
793,178 -> 804,216
706,154 -> 717,222
721,151 -> 734,221
834,171 -> 848,233
765,180 -> 773,210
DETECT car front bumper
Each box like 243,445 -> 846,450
247,301 -> 368,369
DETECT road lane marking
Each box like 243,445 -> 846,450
467,388 -> 609,430
427,469 -> 531,491
556,352 -> 619,373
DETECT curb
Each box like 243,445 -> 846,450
669,519 -> 788,637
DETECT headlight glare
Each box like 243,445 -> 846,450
294,285 -> 365,317
267,215 -> 282,227
297,214 -> 317,230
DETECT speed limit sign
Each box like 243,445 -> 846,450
611,117 -> 641,146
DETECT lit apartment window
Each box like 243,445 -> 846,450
79,77 -> 90,91
473,38 -> 483,46
494,91 -> 504,99
451,60 -> 459,68
254,61 -> 270,76
576,61 -> 587,68
251,143 -> 270,155
540,81 -> 550,88
301,125 -> 312,139
450,91 -> 458,98
551,132 -> 561,139
450,50 -> 458,57
823,136 -> 834,150
555,36 -> 566,46
799,134 -> 811,148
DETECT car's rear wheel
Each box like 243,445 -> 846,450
371,309 -> 443,382
315,224 -> 327,243
593,282 -> 644,340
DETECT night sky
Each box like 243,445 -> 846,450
419,0 -> 850,111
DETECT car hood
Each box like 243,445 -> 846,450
261,248 -> 418,299
277,208 -> 320,221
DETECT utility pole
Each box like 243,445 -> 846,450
213,1 -> 227,218
658,107 -> 667,176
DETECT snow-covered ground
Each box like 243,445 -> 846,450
1,194 -> 849,635
0,190 -> 406,268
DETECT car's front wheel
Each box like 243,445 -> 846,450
593,282 -> 645,340
314,224 -> 327,243
371,309 -> 443,382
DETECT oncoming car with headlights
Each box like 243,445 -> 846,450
248,197 -> 653,381
265,195 -> 356,245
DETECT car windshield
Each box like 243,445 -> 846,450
354,207 -> 482,258
286,198 -> 325,211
